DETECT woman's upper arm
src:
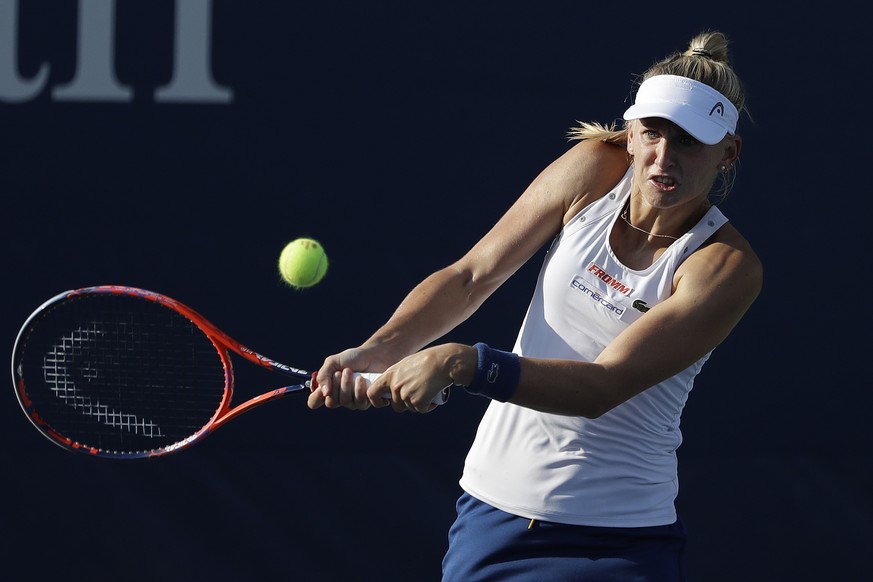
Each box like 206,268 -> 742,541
512,236 -> 762,418
592,235 -> 764,410
455,140 -> 629,303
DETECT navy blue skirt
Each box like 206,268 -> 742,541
442,492 -> 687,581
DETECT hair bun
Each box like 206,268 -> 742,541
690,47 -> 713,58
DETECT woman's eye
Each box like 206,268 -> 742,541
679,135 -> 699,146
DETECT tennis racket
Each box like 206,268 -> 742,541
11,285 -> 450,459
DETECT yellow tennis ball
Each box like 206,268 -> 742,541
278,238 -> 328,288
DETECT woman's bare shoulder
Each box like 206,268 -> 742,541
557,140 -> 630,223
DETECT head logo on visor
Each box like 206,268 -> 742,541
623,75 -> 738,145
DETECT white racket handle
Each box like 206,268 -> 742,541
352,372 -> 450,406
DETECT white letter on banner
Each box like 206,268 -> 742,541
0,0 -> 50,103
155,0 -> 233,103
53,0 -> 133,101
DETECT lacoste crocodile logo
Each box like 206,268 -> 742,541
486,363 -> 500,383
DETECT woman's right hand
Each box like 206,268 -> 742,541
308,347 -> 388,411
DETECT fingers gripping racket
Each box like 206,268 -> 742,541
11,286 -> 449,459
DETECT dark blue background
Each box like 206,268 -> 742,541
3,2 -> 870,580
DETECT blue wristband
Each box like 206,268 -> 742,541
464,342 -> 521,402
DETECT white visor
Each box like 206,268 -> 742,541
623,75 -> 738,145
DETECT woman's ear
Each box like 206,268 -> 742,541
723,133 -> 742,166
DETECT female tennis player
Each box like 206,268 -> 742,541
309,30 -> 762,580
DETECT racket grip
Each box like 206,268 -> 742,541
350,372 -> 450,406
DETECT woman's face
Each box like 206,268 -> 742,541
627,117 -> 740,211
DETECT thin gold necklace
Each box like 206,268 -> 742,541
620,201 -> 680,241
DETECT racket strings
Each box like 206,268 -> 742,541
43,322 -> 166,438
21,294 -> 227,455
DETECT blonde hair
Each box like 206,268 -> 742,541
568,31 -> 748,196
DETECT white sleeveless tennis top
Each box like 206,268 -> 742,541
459,167 -> 728,527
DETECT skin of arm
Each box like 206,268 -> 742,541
309,139 -> 629,411
309,139 -> 762,416
510,228 -> 762,417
